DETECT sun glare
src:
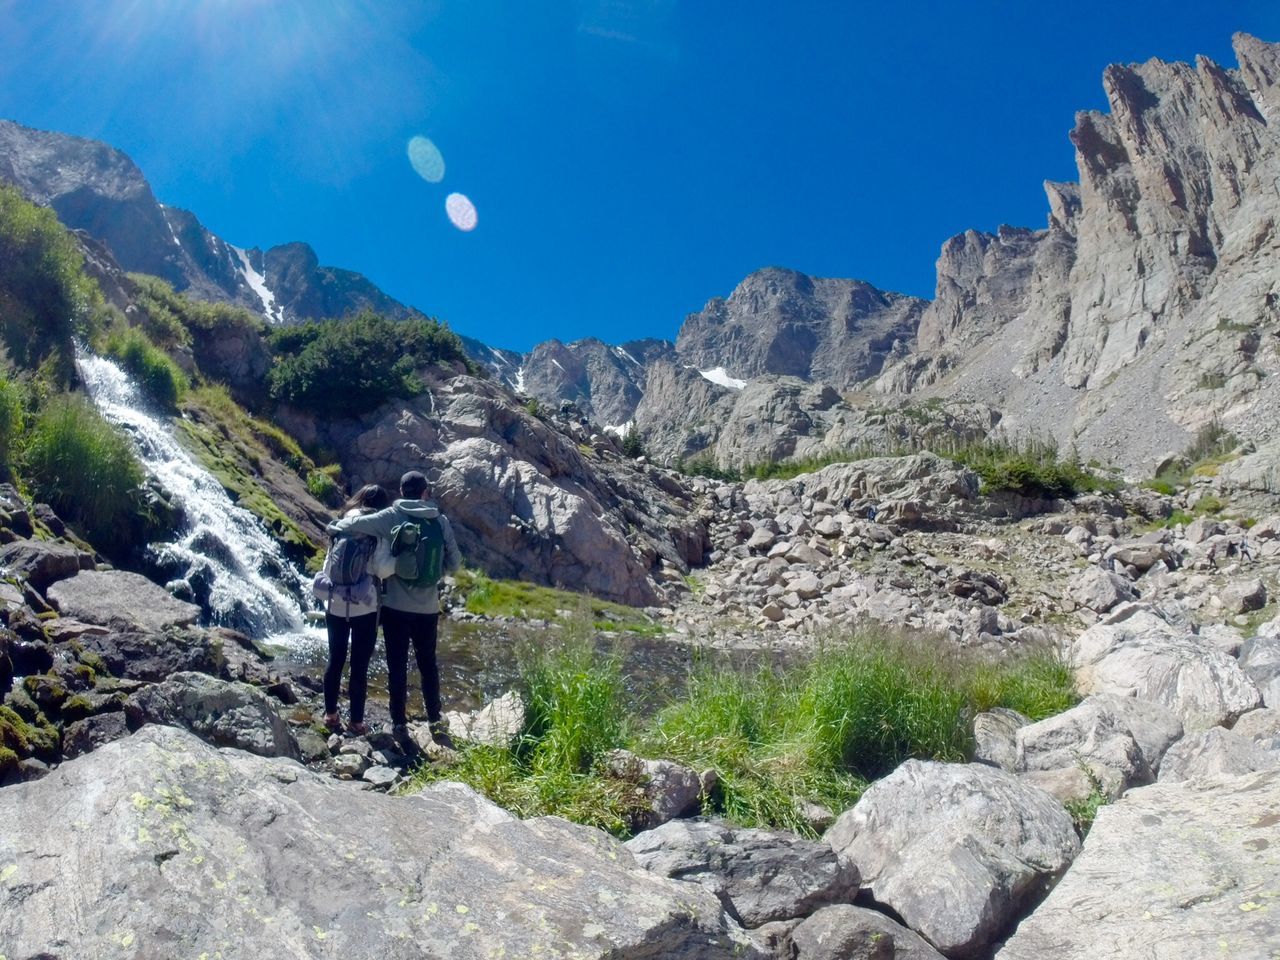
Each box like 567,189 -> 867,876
445,192 -> 478,232
407,135 -> 445,183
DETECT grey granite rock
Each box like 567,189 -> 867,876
627,817 -> 860,929
0,726 -> 763,959
997,769 -> 1280,960
825,760 -> 1079,958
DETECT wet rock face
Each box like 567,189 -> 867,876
0,726 -> 764,960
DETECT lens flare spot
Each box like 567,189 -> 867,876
445,192 -> 478,232
407,136 -> 445,183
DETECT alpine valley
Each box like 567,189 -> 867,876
1,33 -> 1280,960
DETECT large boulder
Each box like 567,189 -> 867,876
127,671 -> 299,759
0,538 -> 92,591
46,569 -> 200,632
1157,727 -> 1280,782
997,770 -> 1280,959
0,726 -> 764,959
626,818 -> 860,928
1239,636 -> 1280,708
1233,707 -> 1280,749
606,749 -> 704,830
786,904 -> 947,960
1069,566 -> 1135,614
1072,607 -> 1262,730
1015,694 -> 1183,796
68,624 -> 222,682
825,760 -> 1079,958
972,707 -> 1029,771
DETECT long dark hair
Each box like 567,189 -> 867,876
340,483 -> 389,516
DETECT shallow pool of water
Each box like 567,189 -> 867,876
266,620 -> 781,721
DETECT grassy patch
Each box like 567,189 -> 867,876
102,324 -> 188,409
409,627 -> 1078,838
0,376 -> 24,475
23,393 -> 146,547
408,631 -> 648,834
453,570 -> 663,634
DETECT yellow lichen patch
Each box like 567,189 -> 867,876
1240,901 -> 1267,912
0,864 -> 16,883
312,927 -> 328,940
131,792 -> 153,811
455,904 -> 470,914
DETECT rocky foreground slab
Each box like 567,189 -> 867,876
0,725 -> 762,960
997,769 -> 1280,960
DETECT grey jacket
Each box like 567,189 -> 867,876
330,499 -> 461,614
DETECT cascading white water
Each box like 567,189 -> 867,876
76,352 -> 316,638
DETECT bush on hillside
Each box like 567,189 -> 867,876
0,183 -> 100,376
266,310 -> 474,418
103,325 -> 187,410
23,393 -> 145,546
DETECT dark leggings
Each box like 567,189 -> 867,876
380,606 -> 440,725
324,611 -> 378,722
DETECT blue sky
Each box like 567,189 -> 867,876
1,2 -> 1277,352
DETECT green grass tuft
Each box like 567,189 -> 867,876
23,393 -> 145,547
410,626 -> 1078,838
102,324 -> 188,409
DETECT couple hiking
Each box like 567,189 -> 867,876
316,470 -> 461,743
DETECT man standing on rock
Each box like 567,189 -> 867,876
329,470 -> 461,745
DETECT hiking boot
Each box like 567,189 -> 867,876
429,721 -> 455,750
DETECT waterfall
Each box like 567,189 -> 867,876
77,352 -> 316,638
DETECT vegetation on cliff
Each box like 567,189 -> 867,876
267,309 -> 474,417
0,183 -> 100,380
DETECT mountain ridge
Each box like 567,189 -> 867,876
2,32 -> 1278,474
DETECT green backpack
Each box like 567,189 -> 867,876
389,516 -> 445,587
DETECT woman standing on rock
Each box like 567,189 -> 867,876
321,483 -> 390,736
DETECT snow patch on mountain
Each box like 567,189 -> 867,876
232,246 -> 284,324
699,366 -> 747,390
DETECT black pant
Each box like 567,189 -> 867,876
324,611 -> 378,723
381,606 -> 441,725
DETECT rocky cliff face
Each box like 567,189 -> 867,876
518,337 -> 674,428
877,33 -> 1280,471
676,267 -> 924,387
276,371 -> 708,606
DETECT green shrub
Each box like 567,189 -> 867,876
0,377 -> 24,472
306,465 -> 341,505
103,325 -> 187,409
0,183 -> 100,376
267,309 -> 473,418
621,424 -> 645,459
23,393 -> 144,545
676,454 -> 742,482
